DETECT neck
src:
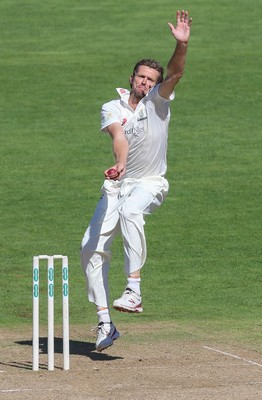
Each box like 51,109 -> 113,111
128,92 -> 142,110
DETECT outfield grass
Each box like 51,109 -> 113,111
0,0 -> 261,348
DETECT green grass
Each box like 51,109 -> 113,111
0,0 -> 261,348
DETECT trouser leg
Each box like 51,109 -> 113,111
119,182 -> 168,275
80,182 -> 120,308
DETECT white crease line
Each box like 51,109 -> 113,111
0,389 -> 54,393
203,346 -> 262,368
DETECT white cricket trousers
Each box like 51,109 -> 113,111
80,176 -> 169,308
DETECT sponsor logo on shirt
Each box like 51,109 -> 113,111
125,126 -> 145,136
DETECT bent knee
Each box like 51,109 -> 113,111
81,246 -> 112,270
120,203 -> 141,220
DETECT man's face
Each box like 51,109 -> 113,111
130,65 -> 160,99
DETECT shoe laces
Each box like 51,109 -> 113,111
123,287 -> 140,299
91,322 -> 111,334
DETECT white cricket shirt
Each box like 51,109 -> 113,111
101,85 -> 174,179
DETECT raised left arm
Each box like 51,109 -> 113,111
159,10 -> 192,99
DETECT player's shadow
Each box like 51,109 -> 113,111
12,337 -> 123,369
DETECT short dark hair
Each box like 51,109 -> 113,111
131,59 -> 164,84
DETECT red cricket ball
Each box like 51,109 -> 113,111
107,168 -> 119,179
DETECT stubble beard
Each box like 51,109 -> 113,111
132,87 -> 146,100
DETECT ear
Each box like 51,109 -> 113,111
129,75 -> 134,86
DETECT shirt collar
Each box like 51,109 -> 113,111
116,85 -> 174,103
116,87 -> 130,101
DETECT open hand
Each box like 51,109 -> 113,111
168,10 -> 192,43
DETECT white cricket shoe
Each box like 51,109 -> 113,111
95,322 -> 120,352
113,287 -> 143,313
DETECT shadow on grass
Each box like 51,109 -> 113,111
0,337 -> 123,370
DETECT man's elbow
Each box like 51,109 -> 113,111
165,71 -> 184,87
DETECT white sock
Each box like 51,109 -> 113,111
127,277 -> 141,296
97,308 -> 111,324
